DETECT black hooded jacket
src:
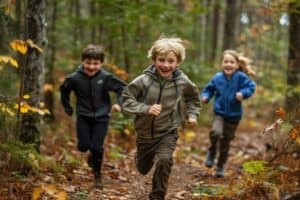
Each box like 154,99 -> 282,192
60,65 -> 126,119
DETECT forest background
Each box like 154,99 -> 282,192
0,0 -> 299,199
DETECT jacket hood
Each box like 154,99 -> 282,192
143,65 -> 182,81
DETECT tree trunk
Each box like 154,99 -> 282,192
204,0 -> 212,64
286,2 -> 300,116
73,0 -> 80,58
15,0 -> 24,39
235,0 -> 243,43
210,0 -> 221,64
121,24 -> 130,72
199,0 -> 207,63
19,0 -> 47,148
90,0 -> 96,43
222,0 -> 238,50
44,0 -> 57,121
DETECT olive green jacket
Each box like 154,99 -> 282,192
122,65 -> 200,139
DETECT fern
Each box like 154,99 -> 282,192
243,160 -> 268,175
0,140 -> 61,173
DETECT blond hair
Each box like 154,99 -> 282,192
222,49 -> 256,77
148,37 -> 186,63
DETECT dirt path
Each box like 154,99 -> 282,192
0,116 -> 267,200
62,125 -> 266,200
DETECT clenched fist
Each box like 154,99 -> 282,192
148,104 -> 162,116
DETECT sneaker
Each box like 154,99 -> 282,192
94,172 -> 103,189
215,166 -> 224,178
204,152 -> 215,168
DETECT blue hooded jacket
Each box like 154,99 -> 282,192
201,71 -> 255,121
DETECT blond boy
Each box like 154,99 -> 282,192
122,37 -> 200,200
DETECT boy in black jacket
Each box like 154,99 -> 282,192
60,44 -> 126,189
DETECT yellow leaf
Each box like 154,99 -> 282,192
289,128 -> 299,140
0,55 -> 19,68
123,128 -> 131,135
5,108 -> 15,117
57,191 -> 67,200
30,107 -> 38,113
20,106 -> 29,113
32,187 -> 42,200
44,109 -> 51,115
37,109 -> 45,115
10,40 -> 28,55
23,94 -> 30,99
4,5 -> 11,15
9,57 -> 19,68
39,102 -> 45,108
42,184 -> 58,196
184,130 -> 196,142
296,138 -> 300,145
26,39 -> 43,53
0,55 -> 9,63
18,102 -> 31,113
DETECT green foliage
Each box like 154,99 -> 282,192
108,144 -> 126,160
60,149 -> 80,167
243,160 -> 268,175
110,112 -> 134,135
72,189 -> 89,200
0,140 -> 61,173
193,184 -> 227,197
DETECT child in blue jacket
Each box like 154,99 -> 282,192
201,50 -> 256,177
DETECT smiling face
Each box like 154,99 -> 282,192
82,58 -> 102,77
154,52 -> 179,79
221,53 -> 239,77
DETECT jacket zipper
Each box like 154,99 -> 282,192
151,83 -> 164,139
89,78 -> 96,117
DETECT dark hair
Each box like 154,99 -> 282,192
81,44 -> 104,62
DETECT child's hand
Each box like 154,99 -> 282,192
235,92 -> 243,101
111,104 -> 122,112
148,104 -> 162,116
187,117 -> 197,128
201,97 -> 208,104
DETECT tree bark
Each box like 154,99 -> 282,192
90,0 -> 96,43
222,0 -> 238,50
121,23 -> 130,72
19,0 -> 47,148
44,0 -> 57,121
210,0 -> 221,64
286,2 -> 300,115
73,0 -> 81,58
199,0 -> 207,63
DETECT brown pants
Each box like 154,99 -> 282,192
208,115 -> 239,167
136,131 -> 178,200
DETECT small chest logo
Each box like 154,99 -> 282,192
97,80 -> 103,84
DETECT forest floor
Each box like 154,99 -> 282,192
0,105 -> 299,200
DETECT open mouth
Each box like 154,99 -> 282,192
87,69 -> 96,74
224,67 -> 234,72
159,68 -> 171,73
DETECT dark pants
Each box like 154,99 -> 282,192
136,131 -> 178,200
208,115 -> 239,168
76,115 -> 109,173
